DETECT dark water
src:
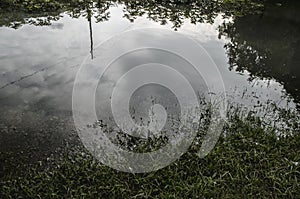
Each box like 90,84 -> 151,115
0,1 -> 299,176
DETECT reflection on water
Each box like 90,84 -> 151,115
219,1 -> 300,107
0,0 -> 299,176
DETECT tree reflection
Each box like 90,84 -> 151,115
1,0 -> 299,106
119,0 -> 222,30
0,0 -> 262,29
219,0 -> 300,106
0,0 -> 112,28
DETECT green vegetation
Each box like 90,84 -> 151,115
1,106 -> 299,198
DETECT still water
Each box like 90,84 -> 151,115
0,1 -> 299,176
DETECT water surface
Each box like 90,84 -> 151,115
0,1 -> 299,176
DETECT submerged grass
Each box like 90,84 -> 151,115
0,107 -> 299,198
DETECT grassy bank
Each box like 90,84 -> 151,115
1,108 -> 299,198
